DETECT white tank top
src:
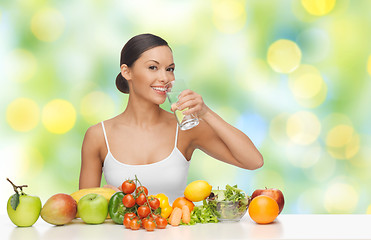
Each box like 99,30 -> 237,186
101,121 -> 190,203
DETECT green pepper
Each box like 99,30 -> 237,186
108,192 -> 127,224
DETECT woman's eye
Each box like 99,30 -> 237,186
167,67 -> 175,72
149,66 -> 157,70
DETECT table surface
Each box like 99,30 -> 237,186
2,214 -> 371,240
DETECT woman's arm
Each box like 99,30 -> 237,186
175,90 -> 263,170
79,125 -> 105,189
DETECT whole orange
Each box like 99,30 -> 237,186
248,195 -> 279,224
172,197 -> 194,212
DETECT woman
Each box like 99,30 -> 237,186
79,33 -> 263,202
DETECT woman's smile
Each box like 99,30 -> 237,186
151,85 -> 169,95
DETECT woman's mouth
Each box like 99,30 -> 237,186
151,86 -> 168,95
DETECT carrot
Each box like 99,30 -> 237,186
181,205 -> 191,224
169,207 -> 182,226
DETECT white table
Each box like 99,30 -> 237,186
2,214 -> 371,239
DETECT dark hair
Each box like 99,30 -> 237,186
116,33 -> 170,94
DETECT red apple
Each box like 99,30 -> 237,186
40,193 -> 77,225
251,188 -> 285,214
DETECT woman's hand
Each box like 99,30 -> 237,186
170,89 -> 209,118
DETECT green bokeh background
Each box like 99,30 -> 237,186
1,0 -> 371,214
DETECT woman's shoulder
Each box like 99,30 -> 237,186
84,122 -> 104,140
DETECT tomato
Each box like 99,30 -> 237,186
130,218 -> 141,230
155,217 -> 168,229
124,212 -> 137,219
141,218 -> 148,226
142,216 -> 154,225
122,194 -> 135,208
160,206 -> 173,219
150,213 -> 160,219
148,197 -> 160,210
123,216 -> 131,228
121,180 -> 136,194
172,197 -> 195,212
143,220 -> 156,231
136,193 -> 147,206
135,186 -> 149,195
138,205 -> 150,218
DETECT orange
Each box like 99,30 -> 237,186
248,195 -> 279,224
172,197 -> 195,212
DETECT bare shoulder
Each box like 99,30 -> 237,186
84,122 -> 103,139
82,122 -> 106,152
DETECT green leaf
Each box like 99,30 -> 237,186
10,193 -> 20,210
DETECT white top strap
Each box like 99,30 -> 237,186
101,121 -> 110,152
174,125 -> 179,148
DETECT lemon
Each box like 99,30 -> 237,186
175,108 -> 189,123
184,180 -> 212,202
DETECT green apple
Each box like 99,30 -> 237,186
78,193 -> 108,224
6,179 -> 41,227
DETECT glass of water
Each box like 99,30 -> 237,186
166,79 -> 199,130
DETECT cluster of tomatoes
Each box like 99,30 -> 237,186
121,180 -> 168,231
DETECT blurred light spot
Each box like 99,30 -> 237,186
42,99 -> 76,134
322,114 -> 360,160
287,111 -> 321,145
326,124 -> 360,160
301,0 -> 336,16
21,147 -> 44,178
288,64 -> 328,108
6,98 -> 40,132
80,91 -> 116,125
31,7 -> 65,42
236,113 -> 267,147
367,204 -> 371,214
286,142 -> 321,168
322,113 -> 353,131
296,28 -> 330,63
329,133 -> 360,160
267,39 -> 302,73
269,113 -> 290,145
288,64 -> 326,99
5,49 -> 38,83
367,55 -> 371,76
324,182 -> 358,213
212,0 -> 247,34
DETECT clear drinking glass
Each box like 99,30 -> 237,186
166,79 -> 199,130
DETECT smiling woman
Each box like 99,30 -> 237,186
79,33 -> 263,203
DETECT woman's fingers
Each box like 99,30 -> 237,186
177,90 -> 207,116
170,103 -> 178,112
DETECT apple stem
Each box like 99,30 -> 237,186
7,178 -> 28,195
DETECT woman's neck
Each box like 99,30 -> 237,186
120,95 -> 163,127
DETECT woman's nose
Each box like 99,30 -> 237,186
159,70 -> 173,84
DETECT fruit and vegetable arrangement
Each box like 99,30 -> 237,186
6,177 -> 285,230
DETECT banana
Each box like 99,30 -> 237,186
70,187 -> 117,218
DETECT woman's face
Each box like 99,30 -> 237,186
127,45 -> 175,105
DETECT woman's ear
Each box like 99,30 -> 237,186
120,64 -> 131,81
